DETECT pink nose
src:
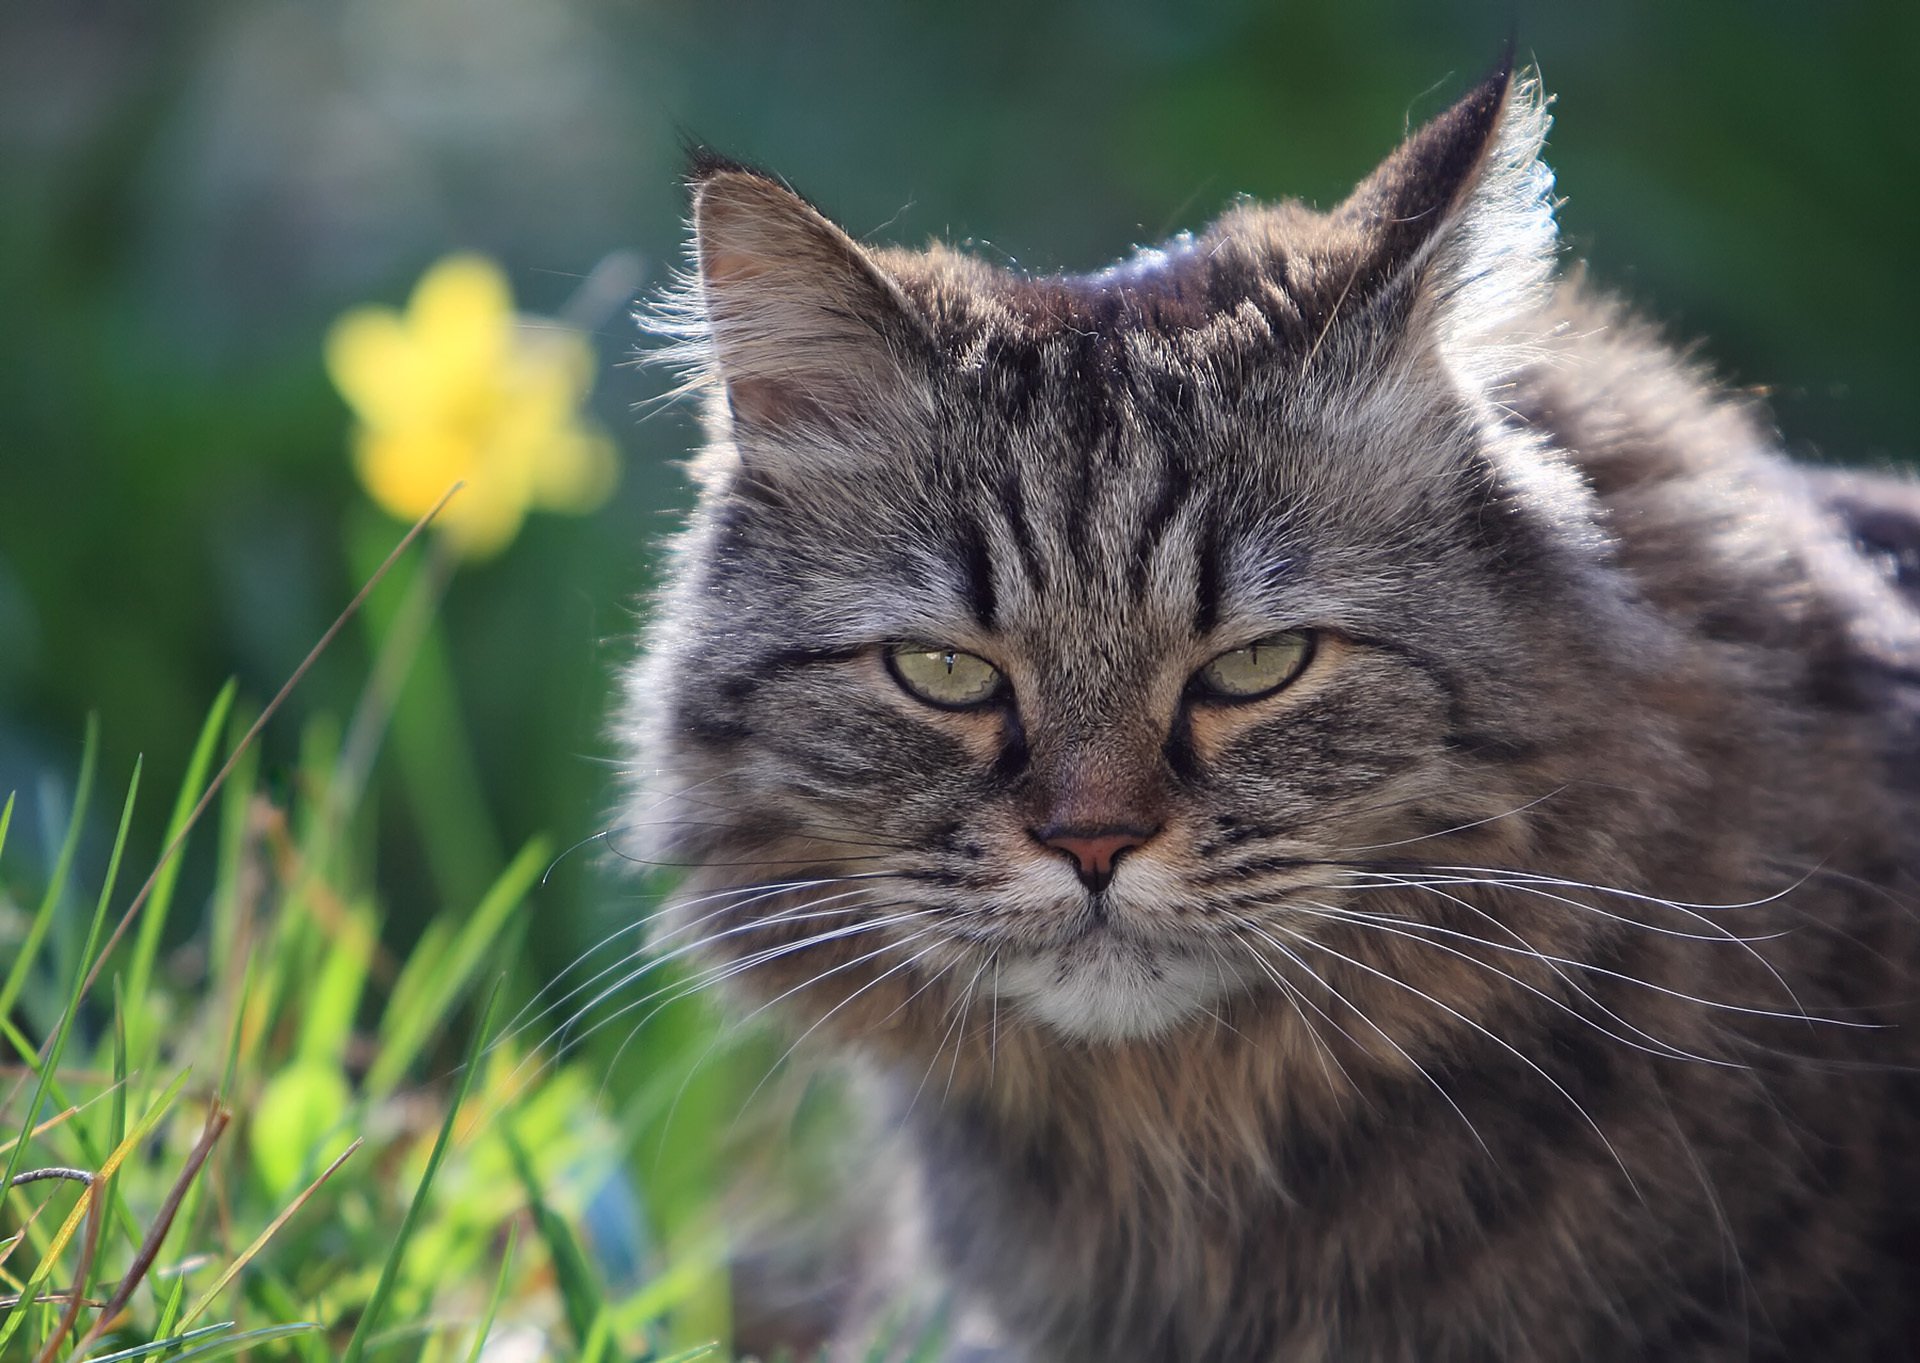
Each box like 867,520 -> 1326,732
1037,826 -> 1155,888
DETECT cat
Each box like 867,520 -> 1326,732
618,58 -> 1920,1362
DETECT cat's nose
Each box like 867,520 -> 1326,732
1034,825 -> 1156,891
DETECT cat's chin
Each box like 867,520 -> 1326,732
991,936 -> 1244,1042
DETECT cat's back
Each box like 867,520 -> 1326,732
1510,281 -> 1920,732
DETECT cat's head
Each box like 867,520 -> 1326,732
620,64 -> 1653,1047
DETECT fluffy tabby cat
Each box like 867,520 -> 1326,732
618,61 -> 1920,1361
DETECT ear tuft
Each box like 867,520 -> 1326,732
1336,59 -> 1559,380
652,164 -> 932,444
1339,53 -> 1519,273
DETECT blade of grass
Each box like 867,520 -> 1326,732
338,978 -> 502,1363
0,753 -> 138,1211
206,711 -> 260,992
77,485 -> 464,1010
0,791 -> 14,862
500,1125 -> 601,1350
370,837 -> 548,1095
29,1160 -> 105,1363
0,1197 -> 51,1278
0,1068 -> 188,1352
124,681 -> 237,1033
91,986 -> 137,1264
0,717 -> 97,1040
346,519 -> 500,912
67,1105 -> 232,1357
80,1320 -> 234,1363
147,1322 -> 320,1362
457,1224 -> 517,1363
294,901 -> 375,1068
177,1137 -> 364,1330
0,1079 -> 126,1165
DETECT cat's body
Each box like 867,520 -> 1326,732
620,64 -> 1920,1361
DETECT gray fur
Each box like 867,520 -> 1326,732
617,64 -> 1920,1361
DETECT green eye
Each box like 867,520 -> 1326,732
1194,631 -> 1315,701
886,647 -> 1006,709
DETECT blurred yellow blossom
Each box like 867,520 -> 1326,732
325,253 -> 617,558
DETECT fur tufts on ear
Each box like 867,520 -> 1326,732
651,164 -> 933,450
1336,59 -> 1558,384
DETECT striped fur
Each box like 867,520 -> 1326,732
617,62 -> 1920,1361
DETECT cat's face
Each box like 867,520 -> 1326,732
623,68 -> 1631,1045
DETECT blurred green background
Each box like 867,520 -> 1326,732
1,0 -> 1914,988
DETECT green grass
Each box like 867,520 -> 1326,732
0,497 -> 948,1362
0,687 -> 756,1361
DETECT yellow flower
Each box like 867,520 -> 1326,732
325,254 -> 618,558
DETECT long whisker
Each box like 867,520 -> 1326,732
1219,931 -> 1363,1102
607,915 -> 943,1119
1325,786 -> 1569,856
494,873 -> 897,1053
501,903 -> 935,1103
1289,899 -> 1734,1067
1271,921 -> 1639,1194
903,953 -> 987,1124
713,930 -> 955,1136
1339,870 -> 1789,943
1335,881 -> 1876,1030
1233,918 -> 1491,1158
494,879 -> 899,1057
1385,866 -> 1813,1018
942,953 -> 997,1101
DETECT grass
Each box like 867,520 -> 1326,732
0,518 -> 947,1363
0,505 -> 891,1362
0,435 -> 961,1360
0,689 -> 748,1361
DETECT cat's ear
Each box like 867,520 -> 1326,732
681,161 -> 932,442
1331,57 -> 1557,372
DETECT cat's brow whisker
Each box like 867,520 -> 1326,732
651,789 -> 928,853
543,826 -> 617,884
624,817 -> 917,854
602,845 -> 900,871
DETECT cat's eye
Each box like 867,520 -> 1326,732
1193,631 -> 1315,702
886,647 -> 1006,709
